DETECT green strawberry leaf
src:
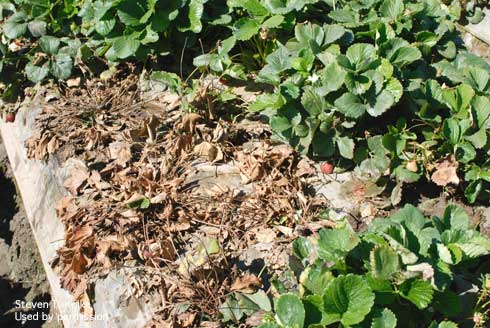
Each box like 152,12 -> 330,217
264,44 -> 291,74
465,67 -> 489,93
335,92 -> 366,118
456,142 -> 476,163
40,35 -> 61,55
27,20 -> 47,37
371,308 -> 397,328
442,84 -> 474,113
317,226 -> 360,263
471,96 -> 490,129
367,89 -> 395,117
300,265 -> 334,295
465,128 -> 487,149
442,204 -> 469,231
442,118 -> 461,146
219,294 -> 243,322
329,9 -> 359,26
433,290 -> 462,317
323,24 -> 346,45
233,18 -> 261,41
390,46 -> 421,67
346,43 -> 377,71
295,22 -> 324,48
275,294 -> 305,328
112,35 -> 140,59
301,86 -> 327,116
25,62 -> 49,83
399,279 -> 434,310
95,18 -> 116,36
322,274 -> 375,326
370,246 -> 401,279
50,53 -> 73,80
185,0 -> 204,33
336,136 -> 355,159
433,322 -> 458,328
263,15 -> 284,28
379,0 -> 404,20
117,0 -> 147,27
319,62 -> 346,95
3,12 -> 28,39
150,71 -> 181,93
237,0 -> 269,16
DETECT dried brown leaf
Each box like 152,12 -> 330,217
253,228 -> 276,243
71,251 -> 92,274
64,166 -> 90,195
181,113 -> 201,133
431,156 -> 459,186
109,141 -> 132,166
194,141 -> 223,162
177,312 -> 196,327
66,77 -> 81,88
169,134 -> 192,156
231,273 -> 261,293
296,158 -> 316,177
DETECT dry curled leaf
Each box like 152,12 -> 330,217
194,141 -> 223,162
66,77 -> 81,87
177,312 -> 196,327
406,160 -> 418,172
296,158 -> 316,177
71,250 -> 92,274
145,115 -> 160,142
231,273 -> 261,293
88,170 -> 111,190
431,156 -> 459,186
109,141 -> 132,165
407,263 -> 434,281
26,132 -> 59,160
359,202 -> 378,219
72,280 -> 94,317
212,121 -> 228,143
169,134 -> 193,156
63,166 -> 90,195
181,112 -> 201,133
96,235 -> 131,268
253,227 -> 276,243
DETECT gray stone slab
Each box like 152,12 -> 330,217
1,100 -> 153,328
464,9 -> 490,45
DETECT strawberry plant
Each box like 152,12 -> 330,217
0,0 -> 228,88
1,0 -> 490,203
457,0 -> 489,23
194,0 -> 490,204
260,204 -> 490,327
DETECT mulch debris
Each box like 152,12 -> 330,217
24,73 -> 330,326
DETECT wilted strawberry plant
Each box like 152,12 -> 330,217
259,204 -> 490,327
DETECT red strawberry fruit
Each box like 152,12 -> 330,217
320,162 -> 334,174
5,113 -> 15,123
219,77 -> 230,86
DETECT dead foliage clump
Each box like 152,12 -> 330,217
25,74 -> 327,326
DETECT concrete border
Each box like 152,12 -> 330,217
0,99 -> 154,328
463,9 -> 490,45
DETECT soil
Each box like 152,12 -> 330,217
0,135 -> 61,328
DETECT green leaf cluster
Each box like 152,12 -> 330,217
261,204 -> 490,327
192,0 -> 490,203
3,0 -> 490,203
0,0 -> 228,85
